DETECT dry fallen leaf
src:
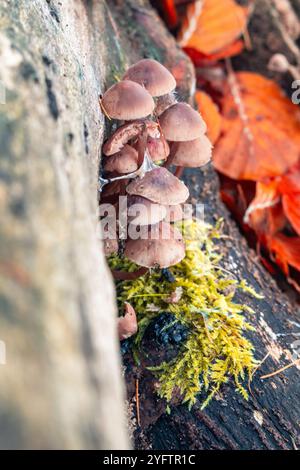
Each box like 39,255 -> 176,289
184,38 -> 244,66
178,0 -> 248,55
118,302 -> 138,341
282,193 -> 300,236
213,72 -> 300,181
195,90 -> 222,144
245,180 -> 286,236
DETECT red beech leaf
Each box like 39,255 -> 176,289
244,180 -> 280,226
195,90 -> 222,144
282,193 -> 300,236
178,0 -> 248,55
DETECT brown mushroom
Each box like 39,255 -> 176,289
118,302 -> 138,341
124,222 -> 185,268
101,80 -> 155,120
171,135 -> 212,167
102,120 -> 160,156
123,59 -> 176,97
159,102 -> 207,141
126,167 -> 189,205
104,145 -> 138,174
127,195 -> 167,226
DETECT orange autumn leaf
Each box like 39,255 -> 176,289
278,163 -> 300,235
213,72 -> 300,181
178,0 -> 248,55
248,202 -> 287,237
244,180 -> 280,226
279,162 -> 300,194
184,39 -> 244,66
195,90 -> 222,144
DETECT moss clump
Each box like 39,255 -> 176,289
109,219 -> 262,409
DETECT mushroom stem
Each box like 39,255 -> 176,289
137,129 -> 148,167
174,166 -> 184,178
111,266 -> 148,280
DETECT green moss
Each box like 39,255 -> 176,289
109,219 -> 261,409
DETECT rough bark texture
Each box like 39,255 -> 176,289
1,0 -> 300,451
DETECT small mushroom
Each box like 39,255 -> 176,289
159,102 -> 207,141
268,53 -> 290,73
102,120 -> 160,156
128,195 -> 167,226
171,135 -> 212,168
268,53 -> 299,80
125,222 -> 185,268
123,59 -> 176,97
118,302 -> 138,341
101,80 -> 155,120
104,145 -> 138,174
126,167 -> 189,205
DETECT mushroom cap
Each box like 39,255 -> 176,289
268,53 -> 290,73
123,59 -> 176,97
101,80 -> 155,120
118,302 -> 138,341
104,145 -> 138,174
146,135 -> 170,161
171,135 -> 212,167
125,222 -> 185,268
103,120 -> 160,156
159,102 -> 207,141
126,167 -> 189,205
128,195 -> 167,226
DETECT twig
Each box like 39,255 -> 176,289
248,351 -> 271,397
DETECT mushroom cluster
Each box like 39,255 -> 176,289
100,59 -> 211,279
